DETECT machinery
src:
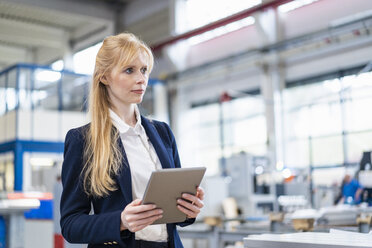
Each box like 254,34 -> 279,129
224,153 -> 276,216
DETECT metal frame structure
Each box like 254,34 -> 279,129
0,140 -> 64,191
0,63 -> 89,191
0,63 -> 164,191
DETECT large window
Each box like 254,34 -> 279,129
73,42 -> 102,75
283,71 -> 372,185
178,95 -> 267,176
182,0 -> 260,32
178,0 -> 259,45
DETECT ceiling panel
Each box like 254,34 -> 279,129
0,1 -> 114,70
0,1 -> 93,30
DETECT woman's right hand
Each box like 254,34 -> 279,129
120,199 -> 163,232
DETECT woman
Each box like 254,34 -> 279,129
60,33 -> 204,248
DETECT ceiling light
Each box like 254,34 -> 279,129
30,158 -> 55,167
35,70 -> 61,83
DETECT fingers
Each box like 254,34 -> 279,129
177,203 -> 198,218
125,213 -> 163,232
177,197 -> 202,212
122,199 -> 163,232
196,187 -> 205,200
125,203 -> 157,215
177,189 -> 205,219
126,208 -> 163,222
135,213 -> 163,227
180,193 -> 204,208
129,199 -> 142,206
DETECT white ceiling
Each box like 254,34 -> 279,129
0,0 -> 120,70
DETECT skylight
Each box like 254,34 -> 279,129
185,0 -> 261,30
183,0 -> 261,45
188,16 -> 255,45
278,0 -> 320,13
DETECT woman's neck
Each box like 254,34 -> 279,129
112,104 -> 137,127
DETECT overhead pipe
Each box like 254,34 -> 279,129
151,0 -> 296,52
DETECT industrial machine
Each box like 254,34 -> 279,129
224,152 -> 275,216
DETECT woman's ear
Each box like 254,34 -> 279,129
100,75 -> 109,85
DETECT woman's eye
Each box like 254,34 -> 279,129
125,68 -> 133,74
140,67 -> 147,74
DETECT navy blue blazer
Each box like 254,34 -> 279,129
60,116 -> 194,248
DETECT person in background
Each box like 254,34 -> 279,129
337,174 -> 364,205
60,32 -> 204,248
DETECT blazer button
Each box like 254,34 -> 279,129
108,242 -> 112,245
103,243 -> 107,245
113,241 -> 118,244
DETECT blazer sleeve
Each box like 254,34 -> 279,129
161,122 -> 196,227
60,128 -> 124,245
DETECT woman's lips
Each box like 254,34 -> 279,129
131,90 -> 144,94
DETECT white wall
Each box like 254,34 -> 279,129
0,111 -> 17,142
0,110 -> 88,143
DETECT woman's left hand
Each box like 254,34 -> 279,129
177,186 -> 205,219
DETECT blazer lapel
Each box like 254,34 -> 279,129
141,116 -> 172,169
116,137 -> 133,204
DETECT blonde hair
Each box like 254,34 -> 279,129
83,33 -> 154,197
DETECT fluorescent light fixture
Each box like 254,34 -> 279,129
32,91 -> 48,101
35,70 -> 61,83
188,16 -> 255,45
255,165 -> 264,175
51,60 -> 64,71
323,79 -> 341,93
185,0 -> 260,30
278,0 -> 319,13
30,158 -> 54,167
282,168 -> 292,178
276,161 -> 284,171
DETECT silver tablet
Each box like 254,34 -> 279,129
142,167 -> 206,225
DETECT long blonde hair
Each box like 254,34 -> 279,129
83,33 -> 154,198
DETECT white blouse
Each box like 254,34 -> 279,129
109,106 -> 168,242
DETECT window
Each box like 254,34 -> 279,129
283,71 -> 372,185
178,95 -> 267,176
73,42 -> 102,75
179,0 -> 260,45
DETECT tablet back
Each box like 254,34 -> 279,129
142,167 -> 206,225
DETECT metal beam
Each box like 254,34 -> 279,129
2,0 -> 116,22
0,18 -> 65,49
151,0 -> 295,51
0,44 -> 28,64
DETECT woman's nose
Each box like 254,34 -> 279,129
135,71 -> 146,84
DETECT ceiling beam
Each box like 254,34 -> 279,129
0,18 -> 65,49
2,0 -> 116,22
0,44 -> 28,64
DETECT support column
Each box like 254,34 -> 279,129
153,82 -> 169,123
62,32 -> 74,71
13,141 -> 23,191
163,0 -> 189,72
256,7 -> 286,211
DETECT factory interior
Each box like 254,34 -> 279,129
1,0 -> 372,247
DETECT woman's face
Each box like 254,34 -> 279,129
106,51 -> 150,108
